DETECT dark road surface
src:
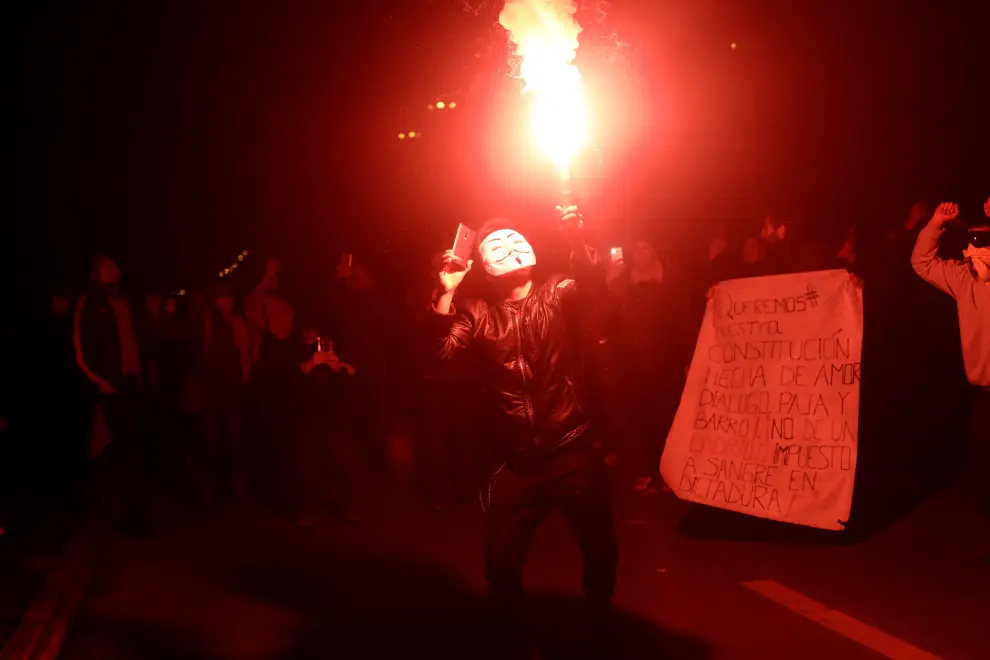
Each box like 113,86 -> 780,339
55,475 -> 990,659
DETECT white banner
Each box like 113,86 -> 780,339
660,270 -> 863,530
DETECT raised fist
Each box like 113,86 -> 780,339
932,202 -> 959,227
556,205 -> 584,233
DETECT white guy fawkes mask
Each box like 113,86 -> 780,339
479,229 -> 537,277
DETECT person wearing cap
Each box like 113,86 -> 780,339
430,204 -> 617,636
911,199 -> 990,511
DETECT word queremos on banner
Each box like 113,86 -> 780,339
660,270 -> 863,530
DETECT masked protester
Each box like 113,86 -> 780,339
429,205 -> 618,642
911,200 -> 990,513
72,255 -> 148,535
963,227 -> 990,285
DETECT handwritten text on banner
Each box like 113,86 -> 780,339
659,270 -> 863,530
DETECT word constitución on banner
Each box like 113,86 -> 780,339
660,270 -> 863,530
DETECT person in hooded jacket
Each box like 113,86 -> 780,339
911,199 -> 990,513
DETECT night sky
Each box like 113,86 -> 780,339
11,0 -> 989,298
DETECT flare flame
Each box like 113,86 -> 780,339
499,0 -> 590,183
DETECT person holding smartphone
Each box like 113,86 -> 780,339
430,204 -> 617,646
911,199 -> 990,513
292,325 -> 359,525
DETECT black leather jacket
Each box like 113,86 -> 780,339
432,259 -> 603,459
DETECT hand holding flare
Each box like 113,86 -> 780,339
556,204 -> 584,234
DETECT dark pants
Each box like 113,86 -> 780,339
291,407 -> 360,515
92,385 -> 150,532
623,368 -> 681,478
199,404 -> 244,499
244,379 -> 289,502
963,388 -> 990,513
145,395 -> 190,494
482,439 -> 617,612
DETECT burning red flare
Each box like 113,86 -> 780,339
499,0 -> 591,184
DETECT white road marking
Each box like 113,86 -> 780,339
741,579 -> 943,660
